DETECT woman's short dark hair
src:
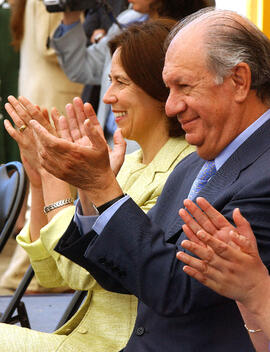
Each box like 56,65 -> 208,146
153,0 -> 215,21
109,18 -> 183,137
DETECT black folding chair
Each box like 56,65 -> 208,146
0,161 -> 31,326
0,161 -> 27,252
1,265 -> 86,329
0,265 -> 34,327
0,162 -> 86,328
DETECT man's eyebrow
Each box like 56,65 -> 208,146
164,71 -> 192,86
163,75 -> 183,86
163,68 -> 181,81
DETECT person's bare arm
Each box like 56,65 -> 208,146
237,302 -> 270,352
5,96 -> 47,241
5,96 -> 75,239
45,97 -> 126,212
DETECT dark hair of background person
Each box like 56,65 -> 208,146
9,0 -> 27,50
152,0 -> 215,20
109,18 -> 184,137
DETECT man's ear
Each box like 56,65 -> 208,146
231,62 -> 251,103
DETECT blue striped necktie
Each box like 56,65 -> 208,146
188,160 -> 216,200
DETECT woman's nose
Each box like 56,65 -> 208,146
103,86 -> 118,105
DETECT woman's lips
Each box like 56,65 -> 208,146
113,111 -> 127,123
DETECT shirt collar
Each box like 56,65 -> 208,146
215,109 -> 270,170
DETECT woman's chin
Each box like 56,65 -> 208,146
121,132 -> 129,140
121,130 -> 135,141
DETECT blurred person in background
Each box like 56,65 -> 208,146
81,0 -> 129,111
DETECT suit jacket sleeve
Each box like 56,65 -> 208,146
56,121 -> 270,320
55,218 -> 131,294
57,139 -> 270,318
55,137 -> 194,297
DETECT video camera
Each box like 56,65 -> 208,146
43,0 -> 100,12
43,0 -> 123,30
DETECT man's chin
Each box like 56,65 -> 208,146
185,134 -> 201,147
196,146 -> 217,161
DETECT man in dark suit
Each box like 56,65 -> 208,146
30,8 -> 270,351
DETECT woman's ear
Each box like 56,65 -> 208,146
231,62 -> 251,103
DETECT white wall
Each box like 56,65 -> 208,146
215,0 -> 247,15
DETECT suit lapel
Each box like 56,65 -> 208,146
165,118 -> 270,242
164,157 -> 204,242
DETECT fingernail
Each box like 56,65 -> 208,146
197,230 -> 205,239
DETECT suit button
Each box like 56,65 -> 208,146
78,328 -> 88,334
98,257 -> 106,264
136,327 -> 145,336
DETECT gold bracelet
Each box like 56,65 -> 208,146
44,198 -> 74,214
244,324 -> 263,333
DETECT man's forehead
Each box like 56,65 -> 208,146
163,36 -> 185,76
163,29 -> 206,82
162,57 -> 180,83
167,17 -> 209,54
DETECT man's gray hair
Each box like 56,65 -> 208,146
166,8 -> 270,105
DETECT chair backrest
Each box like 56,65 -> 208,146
0,264 -> 87,329
0,161 -> 27,252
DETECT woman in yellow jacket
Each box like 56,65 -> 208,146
2,19 -> 195,351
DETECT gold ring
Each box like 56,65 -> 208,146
19,125 -> 27,133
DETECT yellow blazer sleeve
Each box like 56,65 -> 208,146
17,206 -> 97,291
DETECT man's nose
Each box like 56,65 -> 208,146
165,93 -> 187,117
